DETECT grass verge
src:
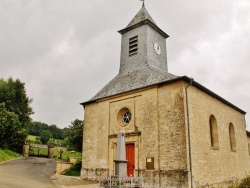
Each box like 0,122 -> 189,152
0,149 -> 21,163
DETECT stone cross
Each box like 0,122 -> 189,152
113,131 -> 128,177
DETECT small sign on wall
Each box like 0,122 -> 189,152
146,157 -> 154,170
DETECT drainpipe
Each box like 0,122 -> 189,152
185,78 -> 194,188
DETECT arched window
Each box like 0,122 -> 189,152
229,123 -> 236,151
209,115 -> 219,149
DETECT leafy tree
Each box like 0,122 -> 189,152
35,136 -> 42,144
0,78 -> 33,126
0,103 -> 22,149
40,130 -> 53,144
49,124 -> 64,139
0,78 -> 33,152
65,119 -> 83,152
28,121 -> 49,136
28,121 -> 65,140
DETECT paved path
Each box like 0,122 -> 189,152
0,157 -> 56,188
0,157 -> 99,188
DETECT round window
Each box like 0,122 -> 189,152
117,108 -> 132,126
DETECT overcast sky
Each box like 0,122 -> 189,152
0,0 -> 250,130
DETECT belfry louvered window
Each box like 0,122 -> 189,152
129,36 -> 138,56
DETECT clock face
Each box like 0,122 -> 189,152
154,43 -> 161,55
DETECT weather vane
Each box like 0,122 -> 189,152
140,0 -> 145,7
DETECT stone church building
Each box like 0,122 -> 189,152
81,4 -> 250,187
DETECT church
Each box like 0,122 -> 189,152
81,3 -> 250,187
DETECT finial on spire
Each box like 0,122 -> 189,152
140,0 -> 145,7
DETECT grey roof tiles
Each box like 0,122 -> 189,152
91,65 -> 178,101
126,4 -> 156,28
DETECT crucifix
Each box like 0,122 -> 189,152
140,0 -> 145,6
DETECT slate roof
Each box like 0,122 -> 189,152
90,65 -> 178,101
126,4 -> 156,28
118,4 -> 169,38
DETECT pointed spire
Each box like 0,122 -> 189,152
126,2 -> 156,28
118,3 -> 169,38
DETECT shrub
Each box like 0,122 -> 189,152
238,176 -> 250,188
70,161 -> 82,171
63,161 -> 82,176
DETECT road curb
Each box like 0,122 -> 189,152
51,174 -> 99,188
0,156 -> 23,165
51,173 -> 62,188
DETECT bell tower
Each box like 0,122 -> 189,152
88,3 -> 177,101
118,3 -> 169,74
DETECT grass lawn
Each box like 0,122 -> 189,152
0,149 -> 21,163
27,135 -> 37,142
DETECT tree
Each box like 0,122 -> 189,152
65,119 -> 83,152
0,78 -> 33,152
28,121 -> 65,140
28,121 -> 49,136
40,130 -> 53,144
49,124 -> 64,139
0,103 -> 22,149
0,78 -> 33,126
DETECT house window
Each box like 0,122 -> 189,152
229,123 -> 236,151
209,115 -> 219,149
129,36 -> 138,56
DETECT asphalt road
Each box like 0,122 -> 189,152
0,157 -> 57,188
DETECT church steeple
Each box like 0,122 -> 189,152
118,4 -> 168,38
86,4 -> 178,101
126,3 -> 156,28
118,4 -> 169,74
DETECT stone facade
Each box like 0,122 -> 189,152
81,4 -> 250,188
81,78 -> 250,187
187,86 -> 250,187
247,132 -> 250,157
82,81 -> 189,187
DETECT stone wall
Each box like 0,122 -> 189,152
247,133 -> 250,157
82,82 -> 188,187
81,80 -> 250,187
187,85 -> 250,187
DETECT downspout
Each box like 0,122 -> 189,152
185,78 -> 194,188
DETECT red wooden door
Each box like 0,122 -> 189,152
126,143 -> 135,176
